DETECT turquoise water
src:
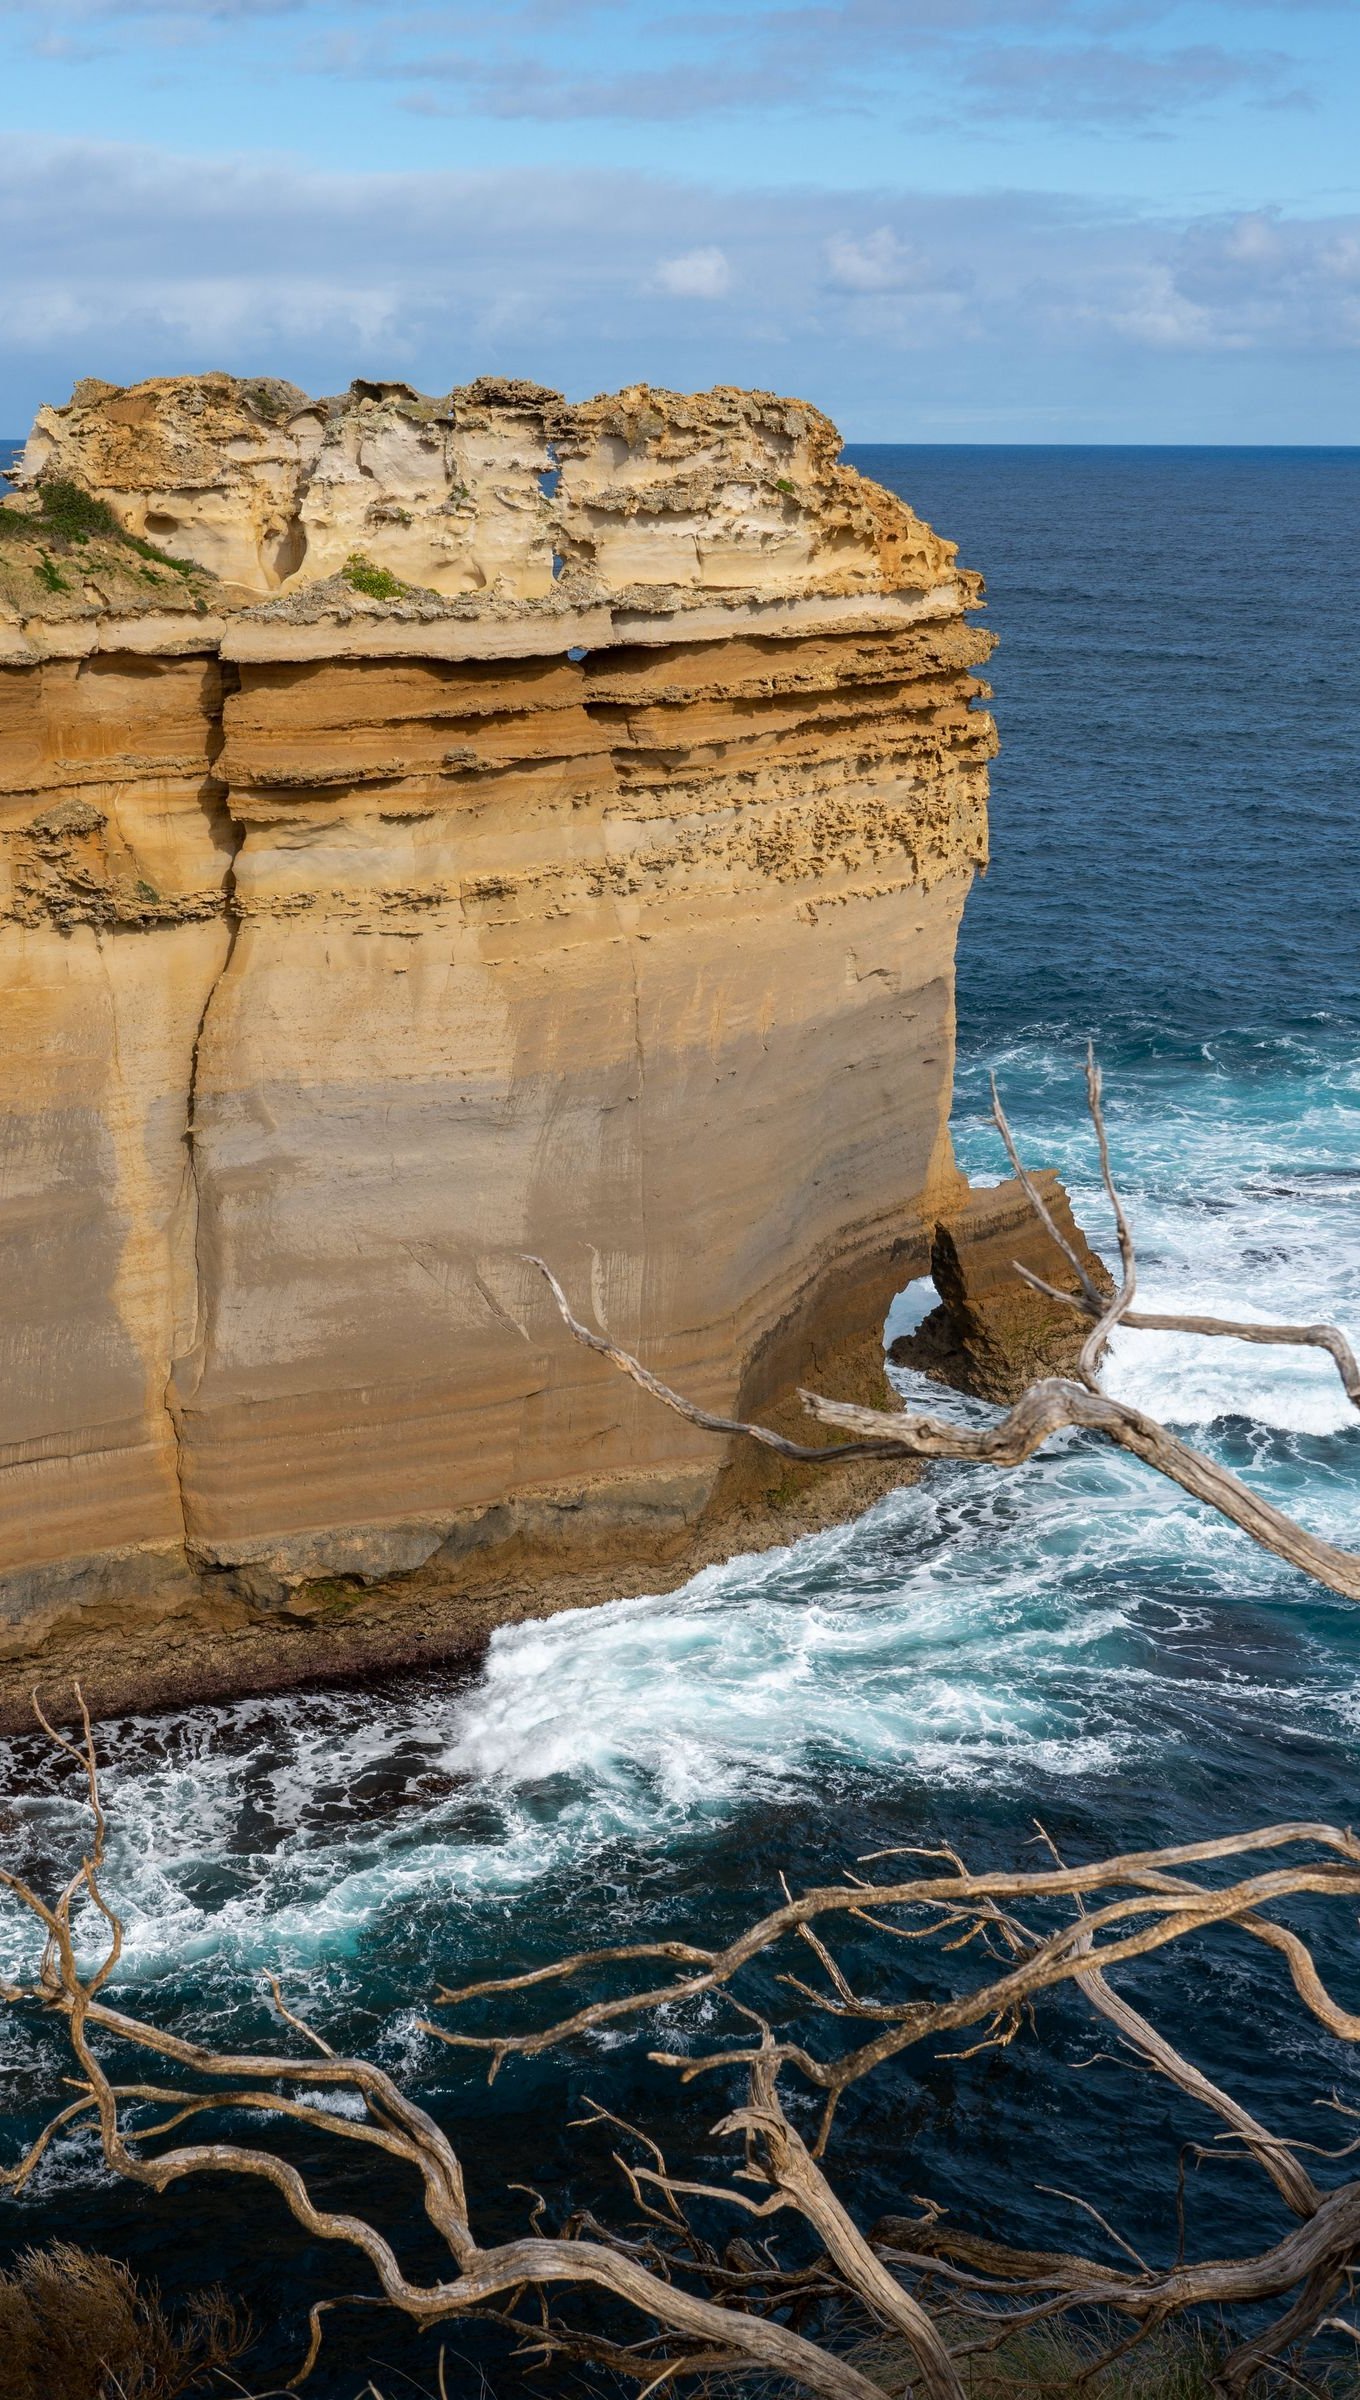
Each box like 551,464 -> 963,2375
0,448 -> 1357,2392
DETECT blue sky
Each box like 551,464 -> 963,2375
2,0 -> 1357,440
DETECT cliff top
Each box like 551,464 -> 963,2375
1,373 -> 974,649
0,473 -> 219,625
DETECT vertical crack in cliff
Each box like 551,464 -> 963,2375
628,937 -> 647,1312
164,721 -> 246,1566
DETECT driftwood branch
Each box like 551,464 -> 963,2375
5,1714 -> 1359,2396
430,1825 -> 1360,2106
528,1050 -> 1360,1601
435,1819 -> 1360,2396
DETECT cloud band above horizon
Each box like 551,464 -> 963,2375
0,136 -> 1356,444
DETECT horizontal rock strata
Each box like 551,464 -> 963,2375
0,374 -> 995,1718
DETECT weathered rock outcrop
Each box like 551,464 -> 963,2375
0,373 -> 995,1719
890,1175 -> 1115,1402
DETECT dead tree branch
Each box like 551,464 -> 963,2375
4,1060 -> 1357,2391
5,1708 -> 1359,2396
528,1051 -> 1360,1601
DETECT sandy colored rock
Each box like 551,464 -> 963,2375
12,372 -> 964,608
891,1174 -> 1115,1402
0,372 -> 996,1718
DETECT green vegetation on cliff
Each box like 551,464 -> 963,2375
0,477 -> 215,615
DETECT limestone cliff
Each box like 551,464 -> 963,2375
0,373 -> 995,1718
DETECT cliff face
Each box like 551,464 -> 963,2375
0,373 -> 994,1713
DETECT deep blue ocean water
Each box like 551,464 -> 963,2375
0,446 -> 1357,2395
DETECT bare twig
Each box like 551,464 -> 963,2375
523,1257 -> 888,1464
529,1057 -> 1360,1600
5,1710 -> 1360,2396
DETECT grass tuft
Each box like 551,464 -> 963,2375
122,531 -> 198,578
701,2312 -> 1360,2400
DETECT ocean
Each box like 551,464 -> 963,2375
1,445 -> 1357,2394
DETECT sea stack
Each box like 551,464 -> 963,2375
0,373 -> 995,1713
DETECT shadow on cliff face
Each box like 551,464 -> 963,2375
0,1165 -> 1103,1740
690,1163 -> 1107,1560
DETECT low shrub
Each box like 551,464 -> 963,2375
342,550 -> 408,600
0,2241 -> 252,2400
32,477 -> 123,543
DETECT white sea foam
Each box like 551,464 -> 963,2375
952,1047 -> 1360,1438
0,1039 -> 1356,1999
0,1437 -> 1349,1989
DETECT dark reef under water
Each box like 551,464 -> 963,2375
1,445 -> 1358,2396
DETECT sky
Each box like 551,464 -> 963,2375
1,0 -> 1358,442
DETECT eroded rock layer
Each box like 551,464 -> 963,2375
0,374 -> 994,1710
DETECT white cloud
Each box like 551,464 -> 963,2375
825,227 -> 934,293
0,139 -> 1355,440
653,245 -> 732,299
0,0 -> 1344,146
962,38 -> 1308,123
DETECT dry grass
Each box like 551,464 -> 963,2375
0,2241 -> 252,2400
852,2318 -> 1226,2400
697,2313 -> 1360,2400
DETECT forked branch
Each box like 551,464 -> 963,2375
5,1712 -> 1359,2397
529,1051 -> 1360,1601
